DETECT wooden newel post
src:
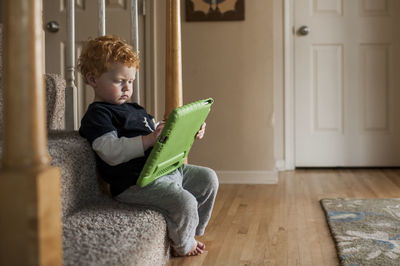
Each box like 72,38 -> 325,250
165,0 -> 183,120
0,0 -> 63,265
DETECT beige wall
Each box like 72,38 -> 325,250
181,0 -> 275,171
152,0 -> 276,173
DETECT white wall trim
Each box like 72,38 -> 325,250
275,160 -> 286,171
273,0 -> 285,171
284,0 -> 295,170
217,170 -> 278,184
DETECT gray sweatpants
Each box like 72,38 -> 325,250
115,164 -> 219,255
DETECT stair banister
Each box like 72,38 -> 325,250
0,0 -> 63,265
165,0 -> 183,120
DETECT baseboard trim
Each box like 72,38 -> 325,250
216,170 -> 278,184
275,160 -> 286,171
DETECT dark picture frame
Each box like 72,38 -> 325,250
185,0 -> 245,22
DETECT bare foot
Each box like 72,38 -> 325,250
172,241 -> 206,257
196,241 -> 206,253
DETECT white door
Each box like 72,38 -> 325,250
43,0 -> 146,129
294,0 -> 400,167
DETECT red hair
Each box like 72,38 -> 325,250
77,35 -> 140,83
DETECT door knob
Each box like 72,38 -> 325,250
46,21 -> 60,33
298,25 -> 310,36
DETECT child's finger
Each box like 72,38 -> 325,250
157,121 -> 166,129
196,130 -> 204,139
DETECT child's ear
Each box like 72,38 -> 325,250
86,72 -> 97,87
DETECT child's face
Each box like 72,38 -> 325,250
88,63 -> 136,105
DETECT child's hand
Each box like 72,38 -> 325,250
142,122 -> 165,150
196,123 -> 206,140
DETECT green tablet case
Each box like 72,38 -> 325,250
136,98 -> 214,187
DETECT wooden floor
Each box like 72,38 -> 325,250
166,169 -> 400,266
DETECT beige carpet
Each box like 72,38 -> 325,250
321,198 -> 400,266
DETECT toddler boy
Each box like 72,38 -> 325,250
78,35 -> 218,256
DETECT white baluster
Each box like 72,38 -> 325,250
131,0 -> 141,104
99,0 -> 106,36
66,0 -> 78,130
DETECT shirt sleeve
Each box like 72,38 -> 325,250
92,131 -> 145,166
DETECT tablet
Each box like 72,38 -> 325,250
136,98 -> 214,187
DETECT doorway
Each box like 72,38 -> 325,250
285,0 -> 400,167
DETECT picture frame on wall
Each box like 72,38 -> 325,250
185,0 -> 245,22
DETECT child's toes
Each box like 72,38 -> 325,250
197,241 -> 206,250
196,247 -> 204,254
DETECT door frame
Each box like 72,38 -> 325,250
283,0 -> 295,170
281,0 -> 400,169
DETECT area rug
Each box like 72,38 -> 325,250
321,198 -> 400,266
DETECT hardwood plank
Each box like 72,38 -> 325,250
166,169 -> 400,266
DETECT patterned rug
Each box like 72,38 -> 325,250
321,198 -> 400,266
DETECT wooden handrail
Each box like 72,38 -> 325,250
165,0 -> 183,120
0,0 -> 62,265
